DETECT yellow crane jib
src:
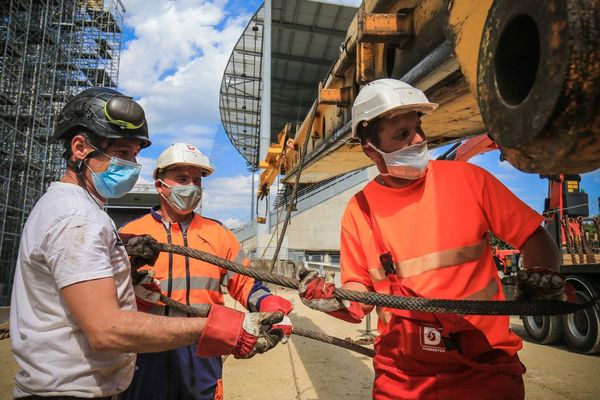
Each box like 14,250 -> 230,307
257,124 -> 292,201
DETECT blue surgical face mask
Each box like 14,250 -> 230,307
87,155 -> 142,198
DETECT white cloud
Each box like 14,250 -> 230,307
202,174 -> 254,218
136,155 -> 157,184
119,0 -> 251,155
116,1 -> 260,220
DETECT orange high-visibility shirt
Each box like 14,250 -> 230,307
121,208 -> 269,312
340,160 -> 544,355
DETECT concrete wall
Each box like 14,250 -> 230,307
239,167 -> 378,256
279,167 -> 378,251
272,184 -> 363,251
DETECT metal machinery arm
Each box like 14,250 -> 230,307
257,0 -> 600,195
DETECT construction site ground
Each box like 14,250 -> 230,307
1,289 -> 599,399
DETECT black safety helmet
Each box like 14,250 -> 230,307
54,87 -> 151,151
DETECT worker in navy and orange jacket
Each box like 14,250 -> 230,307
119,143 -> 293,400
297,79 -> 575,400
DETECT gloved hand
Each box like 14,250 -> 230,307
515,267 -> 576,302
298,268 -> 364,323
258,294 -> 294,315
119,233 -> 160,270
133,270 -> 163,313
196,304 -> 289,359
269,315 -> 293,344
298,268 -> 346,312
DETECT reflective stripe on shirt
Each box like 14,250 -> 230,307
394,237 -> 488,278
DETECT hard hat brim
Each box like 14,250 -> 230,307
152,162 -> 214,179
351,102 -> 438,138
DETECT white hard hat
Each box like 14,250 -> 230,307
351,79 -> 438,138
153,143 -> 214,179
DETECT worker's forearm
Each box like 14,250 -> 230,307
93,311 -> 206,353
520,226 -> 562,271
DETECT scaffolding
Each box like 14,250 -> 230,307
0,0 -> 125,305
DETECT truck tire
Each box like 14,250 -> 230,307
522,315 -> 563,344
561,276 -> 600,354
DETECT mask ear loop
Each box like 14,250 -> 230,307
157,180 -> 174,206
365,142 -> 390,176
66,141 -> 124,246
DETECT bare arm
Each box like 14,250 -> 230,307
61,277 -> 206,353
519,226 -> 562,271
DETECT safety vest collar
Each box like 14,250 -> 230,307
150,205 -> 163,222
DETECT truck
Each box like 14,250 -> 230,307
520,174 -> 600,354
254,0 -> 600,353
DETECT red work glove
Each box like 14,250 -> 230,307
298,269 -> 344,312
258,296 -> 294,343
196,304 -> 288,359
270,315 -> 293,344
133,271 -> 163,313
515,267 -> 576,302
298,268 -> 364,323
119,233 -> 160,270
258,294 -> 294,315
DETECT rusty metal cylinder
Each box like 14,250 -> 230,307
477,0 -> 600,174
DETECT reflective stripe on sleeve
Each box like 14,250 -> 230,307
247,289 -> 271,312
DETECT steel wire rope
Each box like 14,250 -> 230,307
159,294 -> 375,357
149,241 -> 599,317
268,103 -> 319,273
257,158 -> 286,261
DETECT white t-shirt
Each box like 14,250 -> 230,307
10,182 -> 136,398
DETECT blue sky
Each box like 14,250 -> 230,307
117,0 -> 599,225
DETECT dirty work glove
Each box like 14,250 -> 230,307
298,268 -> 346,312
270,315 -> 293,344
515,267 -> 576,302
119,233 -> 160,270
133,270 -> 163,313
258,294 -> 294,315
196,304 -> 288,359
298,268 -> 364,323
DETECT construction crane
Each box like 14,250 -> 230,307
258,0 -> 599,198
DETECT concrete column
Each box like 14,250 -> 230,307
256,0 -> 271,257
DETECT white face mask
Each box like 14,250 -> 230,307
367,141 -> 430,180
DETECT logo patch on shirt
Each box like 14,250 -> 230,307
420,325 -> 446,353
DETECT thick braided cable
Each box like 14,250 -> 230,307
269,103 -> 319,273
160,294 -> 375,357
151,242 -> 597,316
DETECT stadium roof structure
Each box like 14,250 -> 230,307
219,0 -> 357,169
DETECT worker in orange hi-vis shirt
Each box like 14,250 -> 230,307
297,79 -> 576,400
119,143 -> 293,400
